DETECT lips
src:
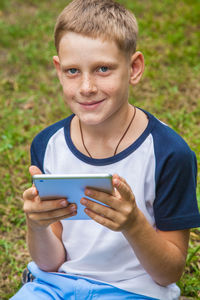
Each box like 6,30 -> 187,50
77,98 -> 106,111
79,99 -> 105,106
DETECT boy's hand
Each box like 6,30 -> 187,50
80,174 -> 139,232
23,166 -> 77,229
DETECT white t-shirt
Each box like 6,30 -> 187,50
31,109 -> 200,300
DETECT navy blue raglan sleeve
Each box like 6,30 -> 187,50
152,123 -> 200,231
30,118 -> 68,173
31,134 -> 47,173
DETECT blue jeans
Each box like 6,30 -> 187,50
10,262 -> 158,300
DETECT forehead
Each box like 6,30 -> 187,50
58,32 -> 128,64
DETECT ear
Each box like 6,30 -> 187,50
129,51 -> 145,86
53,55 -> 63,84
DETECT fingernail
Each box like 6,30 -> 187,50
60,200 -> 68,207
81,198 -> 87,205
113,179 -> 119,185
85,189 -> 91,196
70,205 -> 77,212
32,188 -> 37,195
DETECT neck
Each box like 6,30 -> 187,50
77,104 -> 136,158
78,103 -> 133,140
70,104 -> 148,159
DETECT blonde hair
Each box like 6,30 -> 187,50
54,0 -> 138,56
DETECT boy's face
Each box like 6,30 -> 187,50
53,32 -> 141,126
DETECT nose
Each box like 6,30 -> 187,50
79,74 -> 97,96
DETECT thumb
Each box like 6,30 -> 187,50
29,165 -> 43,176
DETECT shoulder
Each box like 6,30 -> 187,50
150,114 -> 190,152
148,112 -> 196,169
30,115 -> 74,172
32,117 -> 70,145
145,113 -> 199,230
140,110 -> 197,191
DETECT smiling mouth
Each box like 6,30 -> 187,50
79,99 -> 105,106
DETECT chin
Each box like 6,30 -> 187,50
80,118 -> 101,126
78,114 -> 105,126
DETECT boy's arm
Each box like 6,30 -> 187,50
26,219 -> 66,272
80,175 -> 190,286
24,166 -> 77,272
123,211 -> 190,286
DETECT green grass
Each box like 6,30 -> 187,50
0,0 -> 200,299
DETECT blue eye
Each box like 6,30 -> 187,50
68,68 -> 78,74
99,66 -> 108,73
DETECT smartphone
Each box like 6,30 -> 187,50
32,173 -> 113,220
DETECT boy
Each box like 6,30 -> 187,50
11,0 -> 200,299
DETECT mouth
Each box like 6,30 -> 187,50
79,99 -> 105,106
78,98 -> 105,109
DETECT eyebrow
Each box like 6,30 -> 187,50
94,61 -> 119,69
61,61 -> 119,71
92,60 -> 118,66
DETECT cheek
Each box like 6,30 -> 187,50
111,71 -> 129,88
104,77 -> 129,98
104,85 -> 117,95
99,77 -> 120,95
62,83 -> 76,99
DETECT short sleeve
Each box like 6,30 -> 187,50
30,118 -> 67,174
153,123 -> 200,231
30,136 -> 46,173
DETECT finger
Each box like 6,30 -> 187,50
84,208 -> 120,231
33,211 -> 77,227
28,204 -> 77,221
112,173 -> 126,184
112,174 -> 129,188
112,176 -> 133,201
81,197 -> 122,221
23,186 -> 39,201
29,165 -> 43,176
28,208 -> 77,227
84,188 -> 119,210
29,166 -> 43,189
24,198 -> 71,214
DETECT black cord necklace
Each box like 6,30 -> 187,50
79,106 -> 136,158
